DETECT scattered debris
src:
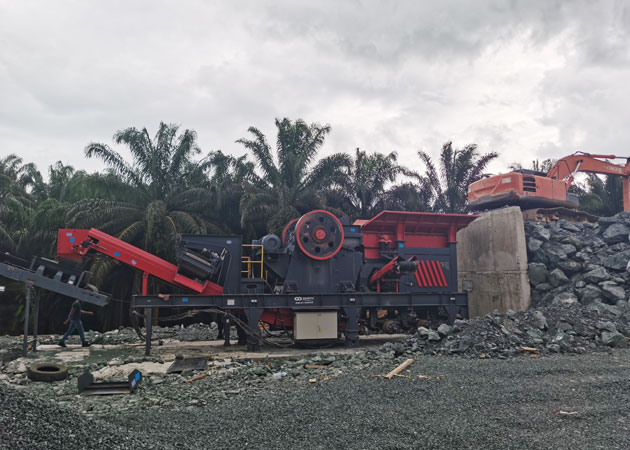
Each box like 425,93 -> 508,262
184,373 -> 208,383
78,369 -> 142,395
167,357 -> 208,373
27,363 -> 68,382
418,374 -> 444,381
385,358 -> 414,379
553,410 -> 579,415
272,371 -> 287,380
520,346 -> 538,353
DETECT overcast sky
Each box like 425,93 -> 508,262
1,0 -> 630,178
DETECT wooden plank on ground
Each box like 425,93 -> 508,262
385,358 -> 414,379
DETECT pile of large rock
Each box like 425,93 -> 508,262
383,300 -> 630,359
382,213 -> 630,359
526,213 -> 630,308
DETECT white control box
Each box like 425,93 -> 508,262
294,311 -> 338,341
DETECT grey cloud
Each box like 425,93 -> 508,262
1,0 -> 630,177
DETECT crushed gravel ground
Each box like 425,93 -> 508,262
3,350 -> 629,450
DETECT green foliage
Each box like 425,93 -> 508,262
576,175 -> 623,216
509,158 -> 556,173
237,118 -> 350,233
419,142 -> 499,213
325,148 -> 405,220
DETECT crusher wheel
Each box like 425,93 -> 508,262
281,217 -> 299,245
295,210 -> 344,260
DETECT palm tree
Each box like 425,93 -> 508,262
419,142 -> 498,213
201,150 -> 258,235
76,122 -> 214,261
237,118 -> 351,233
508,158 -> 556,173
326,148 -> 405,220
575,175 -> 623,217
0,154 -> 39,252
378,181 -> 435,213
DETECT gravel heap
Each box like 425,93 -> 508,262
526,213 -> 630,307
383,301 -> 630,359
0,382 -> 167,450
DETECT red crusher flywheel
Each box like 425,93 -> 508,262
295,210 -> 344,260
281,217 -> 299,246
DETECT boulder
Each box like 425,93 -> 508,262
528,263 -> 548,286
572,251 -> 589,262
552,292 -> 578,306
534,283 -> 553,292
598,216 -> 619,228
558,221 -> 581,232
543,243 -> 567,264
601,331 -> 627,348
427,331 -> 441,342
527,328 -> 543,340
560,244 -> 577,256
602,223 -> 630,244
531,311 -> 548,330
601,250 -> 630,271
437,324 -> 453,337
578,285 -> 604,304
584,267 -> 611,283
551,332 -> 574,350
416,327 -> 430,339
557,261 -> 582,275
561,235 -> 583,249
548,269 -> 569,288
600,281 -> 626,302
595,320 -> 617,333
586,300 -> 623,318
527,238 -> 543,253
528,224 -> 551,241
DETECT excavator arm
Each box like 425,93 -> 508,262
546,152 -> 630,211
547,153 -> 629,185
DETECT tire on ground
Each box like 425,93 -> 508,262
27,363 -> 69,382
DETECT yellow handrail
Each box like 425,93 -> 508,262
241,244 -> 264,279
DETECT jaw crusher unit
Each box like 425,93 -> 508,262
56,209 -> 477,354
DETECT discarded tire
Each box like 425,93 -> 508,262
27,363 -> 68,382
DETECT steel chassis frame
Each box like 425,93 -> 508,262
132,291 -> 468,354
0,261 -> 109,355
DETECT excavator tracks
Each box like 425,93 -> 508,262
520,207 -> 599,224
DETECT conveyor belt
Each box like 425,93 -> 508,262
0,261 -> 108,306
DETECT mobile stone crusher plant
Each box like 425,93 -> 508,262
55,209 -> 477,354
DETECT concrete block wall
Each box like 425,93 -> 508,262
457,206 -> 531,317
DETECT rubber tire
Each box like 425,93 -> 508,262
27,363 -> 69,382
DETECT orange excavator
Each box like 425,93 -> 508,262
468,152 -> 630,215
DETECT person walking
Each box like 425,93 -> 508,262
58,299 -> 94,347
